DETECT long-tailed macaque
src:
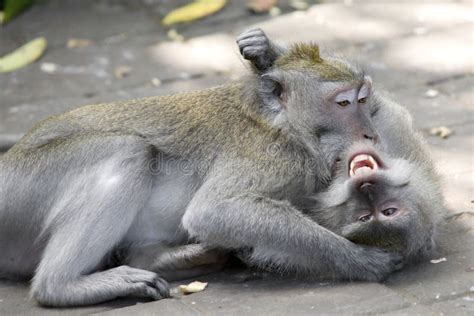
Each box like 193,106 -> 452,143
1,29 -> 407,306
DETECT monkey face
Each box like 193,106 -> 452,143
260,66 -> 378,174
314,143 -> 438,258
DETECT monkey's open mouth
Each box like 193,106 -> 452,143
349,154 -> 379,177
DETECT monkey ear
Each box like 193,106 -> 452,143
259,75 -> 287,115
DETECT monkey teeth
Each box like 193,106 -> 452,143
349,154 -> 378,177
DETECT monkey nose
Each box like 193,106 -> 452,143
359,182 -> 375,194
359,182 -> 373,190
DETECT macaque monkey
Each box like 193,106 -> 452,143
1,29 -> 398,307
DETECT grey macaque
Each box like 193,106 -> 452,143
1,30 -> 399,307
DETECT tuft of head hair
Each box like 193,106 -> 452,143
276,43 -> 361,82
289,43 -> 323,64
277,43 -> 323,65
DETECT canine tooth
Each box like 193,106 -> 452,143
368,155 -> 378,168
353,155 -> 367,163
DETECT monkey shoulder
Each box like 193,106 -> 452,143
215,137 -> 315,196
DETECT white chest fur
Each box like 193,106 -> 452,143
124,162 -> 201,245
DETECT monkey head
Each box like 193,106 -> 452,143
251,43 -> 378,171
312,142 -> 442,260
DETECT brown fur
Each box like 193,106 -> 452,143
276,43 -> 360,82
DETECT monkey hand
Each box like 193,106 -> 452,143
237,28 -> 273,71
344,246 -> 404,282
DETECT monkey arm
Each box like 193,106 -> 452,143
182,178 -> 401,282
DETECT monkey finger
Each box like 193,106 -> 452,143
138,272 -> 170,296
153,276 -> 171,298
127,283 -> 159,300
237,36 -> 268,48
392,256 -> 406,271
238,38 -> 268,54
145,286 -> 165,300
242,45 -> 268,59
236,28 -> 265,42
137,283 -> 168,301
239,43 -> 268,55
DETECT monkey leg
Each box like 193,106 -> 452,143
183,179 -> 402,282
31,137 -> 170,306
122,243 -> 230,282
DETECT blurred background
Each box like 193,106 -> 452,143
0,0 -> 472,314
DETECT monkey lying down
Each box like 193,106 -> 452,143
308,141 -> 443,260
0,28 -> 445,306
123,140 -> 445,280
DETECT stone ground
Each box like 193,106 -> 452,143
0,0 -> 473,314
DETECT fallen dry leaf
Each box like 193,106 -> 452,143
67,38 -> 94,49
430,257 -> 447,264
167,29 -> 185,42
162,0 -> 227,26
289,0 -> 309,10
178,281 -> 208,295
246,0 -> 277,13
269,6 -> 281,16
40,62 -> 58,74
0,37 -> 47,73
151,77 -> 162,87
114,65 -> 132,79
429,126 -> 454,139
424,88 -> 439,98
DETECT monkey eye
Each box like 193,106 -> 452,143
358,214 -> 372,222
336,100 -> 350,107
358,97 -> 368,104
381,207 -> 398,216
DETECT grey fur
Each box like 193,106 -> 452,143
119,243 -> 230,281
